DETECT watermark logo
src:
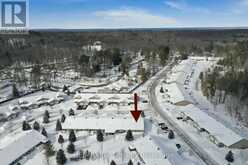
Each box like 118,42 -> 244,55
1,0 -> 29,34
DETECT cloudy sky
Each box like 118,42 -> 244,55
29,0 -> 248,29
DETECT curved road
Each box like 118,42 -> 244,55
147,61 -> 220,165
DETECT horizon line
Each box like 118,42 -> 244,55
30,26 -> 248,32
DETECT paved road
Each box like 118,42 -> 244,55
147,61 -> 220,165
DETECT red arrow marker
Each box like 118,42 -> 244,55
130,93 -> 142,122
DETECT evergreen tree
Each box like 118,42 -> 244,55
22,121 -> 31,131
56,120 -> 62,131
79,150 -> 84,159
56,149 -> 67,165
67,142 -> 75,154
140,67 -> 147,82
168,130 -> 175,139
22,121 -> 28,131
125,130 -> 134,141
69,130 -> 77,142
43,113 -> 49,123
96,130 -> 104,142
69,109 -> 75,116
160,87 -> 164,93
110,160 -> 117,165
112,48 -> 122,66
26,123 -> 31,130
41,127 -> 48,137
58,135 -> 64,144
158,46 -> 170,66
199,72 -> 204,81
61,114 -> 66,123
45,110 -> 50,118
62,85 -> 68,92
84,150 -> 91,160
12,84 -> 20,97
33,121 -> 40,131
128,159 -> 133,165
44,141 -> 55,157
181,53 -> 188,60
225,151 -> 234,163
67,90 -> 70,96
42,86 -> 45,92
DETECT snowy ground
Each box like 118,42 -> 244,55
0,56 -> 204,165
156,57 -> 248,165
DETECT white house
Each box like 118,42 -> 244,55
83,41 -> 103,52
73,93 -> 134,106
0,130 -> 48,165
180,104 -> 248,149
62,116 -> 144,134
165,83 -> 193,106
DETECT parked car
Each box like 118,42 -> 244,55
158,122 -> 165,126
161,125 -> 168,130
176,117 -> 183,120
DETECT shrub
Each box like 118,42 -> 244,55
225,151 -> 234,163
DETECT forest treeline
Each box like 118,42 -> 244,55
201,41 -> 248,124
1,29 -> 248,67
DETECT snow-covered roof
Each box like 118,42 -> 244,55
8,104 -> 19,111
62,117 -> 144,133
18,99 -> 29,105
56,92 -> 67,98
180,104 -> 247,147
74,93 -> 134,104
70,84 -> 84,92
166,83 -> 193,105
189,56 -> 223,61
25,102 -> 38,107
36,96 -> 49,102
48,97 -> 58,103
134,137 -> 172,165
0,130 -> 47,165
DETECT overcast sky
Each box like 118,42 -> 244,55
29,0 -> 248,29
